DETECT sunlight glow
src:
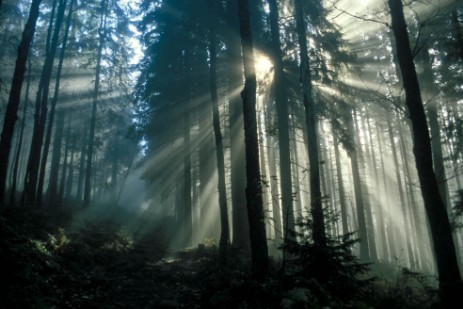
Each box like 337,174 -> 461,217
255,53 -> 273,80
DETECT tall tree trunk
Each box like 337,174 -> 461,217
83,0 -> 108,208
182,113 -> 192,247
65,136 -> 75,199
58,120 -> 71,203
208,0 -> 230,264
47,111 -> 65,205
22,0 -> 66,205
268,0 -> 295,243
0,0 -> 42,206
375,118 -> 396,261
356,110 -> 377,262
36,0 -> 73,206
332,129 -> 349,236
386,109 -> 413,264
346,107 -> 370,261
365,113 -> 389,260
9,56 -> 33,206
387,0 -> 462,302
294,0 -> 326,247
238,0 -> 269,278
226,0 -> 249,252
76,129 -> 87,201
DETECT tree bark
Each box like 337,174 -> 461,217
387,0 -> 462,302
268,0 -> 295,244
226,0 -> 249,252
83,0 -> 108,208
346,107 -> 370,261
208,0 -> 230,265
36,0 -> 74,206
238,0 -> 269,278
0,0 -> 42,206
47,111 -> 65,205
22,0 -> 66,205
294,0 -> 326,247
9,56 -> 33,206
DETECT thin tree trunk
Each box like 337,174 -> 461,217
356,110 -> 377,262
346,107 -> 370,261
0,0 -> 42,206
238,0 -> 269,278
58,120 -> 71,203
268,0 -> 295,243
226,0 -> 249,252
333,129 -> 349,236
76,129 -> 87,201
47,111 -> 65,206
387,0 -> 462,302
9,56 -> 33,206
208,0 -> 230,264
36,0 -> 73,206
65,136 -> 75,199
182,113 -> 192,247
22,0 -> 66,205
365,114 -> 389,260
294,0 -> 326,247
83,0 -> 108,208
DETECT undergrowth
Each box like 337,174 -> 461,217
0,205 -> 440,308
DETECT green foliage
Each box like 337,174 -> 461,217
364,263 -> 438,309
281,213 -> 371,306
0,206 -> 171,308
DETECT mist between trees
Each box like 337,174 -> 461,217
0,0 -> 462,307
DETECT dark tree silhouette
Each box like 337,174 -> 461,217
0,0 -> 42,206
238,0 -> 269,278
387,0 -> 463,304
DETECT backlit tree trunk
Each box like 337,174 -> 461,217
294,0 -> 326,247
83,0 -> 108,208
226,0 -> 249,252
387,0 -> 462,303
268,0 -> 295,243
238,0 -> 269,278
208,0 -> 230,264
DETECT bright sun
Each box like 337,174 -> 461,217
255,54 -> 273,79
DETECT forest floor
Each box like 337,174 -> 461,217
0,205 -> 440,308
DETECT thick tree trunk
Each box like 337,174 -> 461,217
226,0 -> 249,252
83,0 -> 107,208
387,0 -> 462,302
294,0 -> 326,247
208,0 -> 230,264
0,0 -> 42,206
238,0 -> 269,278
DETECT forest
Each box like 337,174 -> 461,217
1,0 -> 463,307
